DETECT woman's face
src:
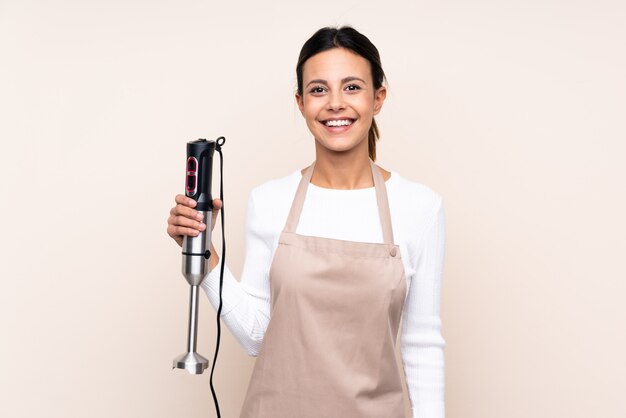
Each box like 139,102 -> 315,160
296,47 -> 386,158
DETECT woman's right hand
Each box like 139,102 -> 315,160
167,194 -> 222,247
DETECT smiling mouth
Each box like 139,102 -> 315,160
322,118 -> 355,127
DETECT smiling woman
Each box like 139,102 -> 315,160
296,27 -> 387,164
296,48 -> 387,175
167,26 -> 447,418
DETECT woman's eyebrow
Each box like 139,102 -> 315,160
341,76 -> 366,84
306,79 -> 328,88
305,76 -> 367,88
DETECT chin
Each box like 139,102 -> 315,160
317,139 -> 365,154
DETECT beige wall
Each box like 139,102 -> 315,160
1,0 -> 624,417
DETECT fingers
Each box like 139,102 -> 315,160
171,195 -> 204,221
170,204 -> 204,221
168,214 -> 207,231
175,194 -> 196,207
167,197 -> 224,242
167,222 -> 205,239
167,213 -> 206,235
168,195 -> 205,244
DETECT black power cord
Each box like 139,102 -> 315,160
209,136 -> 226,417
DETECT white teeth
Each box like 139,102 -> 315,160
324,119 -> 353,127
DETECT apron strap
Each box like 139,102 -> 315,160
284,160 -> 395,245
370,159 -> 395,245
284,162 -> 315,234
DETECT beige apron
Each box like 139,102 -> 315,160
240,160 -> 407,418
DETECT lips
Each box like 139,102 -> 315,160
323,118 -> 354,127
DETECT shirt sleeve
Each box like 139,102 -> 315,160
201,189 -> 272,356
400,198 -> 447,418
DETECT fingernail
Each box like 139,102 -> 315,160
196,213 -> 204,220
199,223 -> 206,230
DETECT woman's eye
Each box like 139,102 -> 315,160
345,84 -> 361,91
310,86 -> 326,94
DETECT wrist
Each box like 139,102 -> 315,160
209,243 -> 220,271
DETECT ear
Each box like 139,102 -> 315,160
373,86 -> 387,116
295,92 -> 305,116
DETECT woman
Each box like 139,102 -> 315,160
167,26 -> 446,418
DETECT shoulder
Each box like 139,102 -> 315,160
249,170 -> 301,207
386,171 -> 445,260
245,170 -> 301,235
387,170 -> 443,216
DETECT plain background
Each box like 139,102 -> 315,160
1,0 -> 624,417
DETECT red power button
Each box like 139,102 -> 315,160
186,157 -> 198,196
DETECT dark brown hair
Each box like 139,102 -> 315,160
296,26 -> 387,161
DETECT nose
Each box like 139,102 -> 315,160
326,90 -> 345,111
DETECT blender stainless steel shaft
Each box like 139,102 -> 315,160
173,138 -> 217,374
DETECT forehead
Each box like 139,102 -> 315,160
302,48 -> 372,83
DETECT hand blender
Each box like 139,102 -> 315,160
173,138 -> 217,374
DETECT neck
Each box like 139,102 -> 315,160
310,143 -> 373,189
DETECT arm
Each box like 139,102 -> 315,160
401,199 -> 447,418
201,190 -> 272,356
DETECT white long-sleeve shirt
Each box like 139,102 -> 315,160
202,169 -> 446,418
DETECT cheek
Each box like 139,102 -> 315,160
302,110 -> 318,127
302,103 -> 322,121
